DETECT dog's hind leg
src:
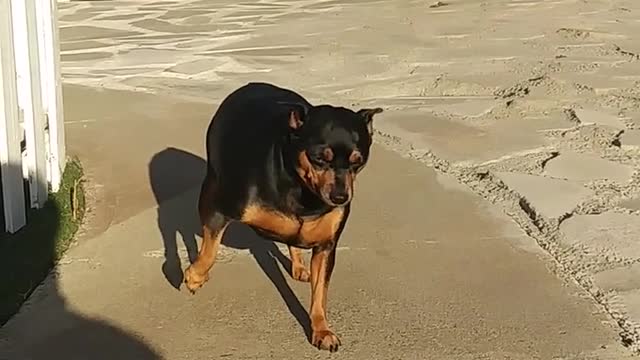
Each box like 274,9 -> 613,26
184,172 -> 229,294
288,246 -> 310,282
184,216 -> 228,294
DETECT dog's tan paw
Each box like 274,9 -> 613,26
291,264 -> 311,282
312,329 -> 341,352
183,266 -> 209,294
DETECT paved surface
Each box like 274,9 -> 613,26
3,0 -> 640,358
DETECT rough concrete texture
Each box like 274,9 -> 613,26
574,109 -> 627,130
495,171 -> 594,220
3,0 -> 640,358
560,213 -> 640,261
620,197 -> 640,212
594,263 -> 640,293
544,152 -> 634,183
622,130 -> 640,149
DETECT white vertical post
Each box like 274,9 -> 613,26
36,0 -> 66,192
0,0 -> 27,233
12,0 -> 48,208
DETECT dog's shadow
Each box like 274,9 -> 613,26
148,147 -> 311,338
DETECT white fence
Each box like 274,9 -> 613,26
0,0 -> 66,234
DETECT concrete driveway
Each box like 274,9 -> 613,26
2,0 -> 640,359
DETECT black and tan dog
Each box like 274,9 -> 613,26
184,82 -> 382,352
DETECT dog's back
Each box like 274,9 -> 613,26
206,83 -> 309,168
204,83 -> 310,208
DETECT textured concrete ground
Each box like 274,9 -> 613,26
2,0 -> 640,358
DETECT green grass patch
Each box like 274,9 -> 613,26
0,158 -> 86,326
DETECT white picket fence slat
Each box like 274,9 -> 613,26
0,0 -> 28,234
0,0 -> 66,234
13,0 -> 49,208
37,0 -> 66,193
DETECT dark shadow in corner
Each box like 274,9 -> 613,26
0,163 -> 161,359
149,147 -> 204,289
148,147 -> 311,340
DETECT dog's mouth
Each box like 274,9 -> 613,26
299,175 -> 354,207
319,189 -> 351,207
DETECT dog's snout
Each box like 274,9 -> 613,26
329,188 -> 349,205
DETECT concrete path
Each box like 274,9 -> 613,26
3,0 -> 640,358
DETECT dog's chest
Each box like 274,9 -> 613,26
241,205 -> 344,247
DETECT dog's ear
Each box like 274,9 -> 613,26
357,107 -> 384,135
278,101 -> 309,130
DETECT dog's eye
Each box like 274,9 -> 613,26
310,155 -> 328,167
309,147 -> 333,167
348,150 -> 363,169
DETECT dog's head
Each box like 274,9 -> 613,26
282,102 -> 383,207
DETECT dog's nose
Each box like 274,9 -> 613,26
329,190 -> 348,205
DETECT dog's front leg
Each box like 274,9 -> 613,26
289,245 -> 311,282
309,245 -> 340,351
309,204 -> 350,352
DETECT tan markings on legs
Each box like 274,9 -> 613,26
288,246 -> 310,282
184,222 -> 228,294
323,248 -> 337,311
310,248 -> 328,330
241,204 -> 299,240
299,207 -> 344,246
309,247 -> 341,352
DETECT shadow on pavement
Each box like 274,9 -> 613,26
148,147 -> 312,340
0,163 -> 161,359
149,147 -> 204,288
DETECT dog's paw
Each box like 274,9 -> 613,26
311,329 -> 341,352
162,259 -> 184,290
183,266 -> 209,294
291,264 -> 311,282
